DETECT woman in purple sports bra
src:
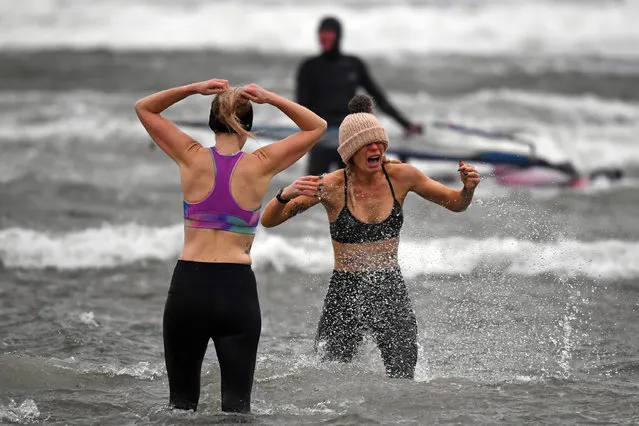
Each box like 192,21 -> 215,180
135,78 -> 326,413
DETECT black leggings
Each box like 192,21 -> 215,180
315,268 -> 418,379
163,260 -> 261,413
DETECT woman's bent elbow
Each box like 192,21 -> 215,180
443,202 -> 467,213
134,100 -> 147,118
310,120 -> 328,145
449,204 -> 469,213
260,218 -> 275,228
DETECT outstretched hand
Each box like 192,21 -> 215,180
192,78 -> 229,95
241,83 -> 272,104
281,175 -> 322,200
458,161 -> 480,190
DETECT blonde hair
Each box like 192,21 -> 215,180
209,88 -> 254,139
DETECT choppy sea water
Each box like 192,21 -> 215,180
1,0 -> 638,424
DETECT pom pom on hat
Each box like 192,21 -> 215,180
348,95 -> 373,114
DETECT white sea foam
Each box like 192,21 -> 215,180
78,312 -> 100,328
0,399 -> 40,424
1,224 -> 638,280
0,224 -> 184,270
96,361 -> 164,380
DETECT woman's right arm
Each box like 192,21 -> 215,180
242,84 -> 327,176
135,78 -> 229,164
261,175 -> 322,227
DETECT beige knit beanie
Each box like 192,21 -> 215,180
337,95 -> 389,163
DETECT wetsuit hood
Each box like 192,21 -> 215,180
318,16 -> 342,60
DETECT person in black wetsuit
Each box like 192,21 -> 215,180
297,16 -> 423,175
261,94 -> 480,379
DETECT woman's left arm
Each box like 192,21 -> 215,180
135,78 -> 229,164
404,161 -> 480,212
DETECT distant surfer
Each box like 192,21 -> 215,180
135,78 -> 326,412
261,94 -> 480,379
296,16 -> 423,175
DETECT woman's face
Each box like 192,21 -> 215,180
351,142 -> 387,171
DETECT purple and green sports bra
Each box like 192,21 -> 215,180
183,147 -> 261,235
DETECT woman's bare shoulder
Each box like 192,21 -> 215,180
320,169 -> 344,182
385,161 -> 423,179
319,169 -> 346,191
318,169 -> 345,206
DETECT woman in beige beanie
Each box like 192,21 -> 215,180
261,94 -> 480,379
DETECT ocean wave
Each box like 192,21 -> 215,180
92,360 -> 164,381
0,117 -> 147,146
0,224 -> 183,270
2,1 -> 638,58
1,224 -> 638,280
449,89 -> 639,125
2,90 -> 638,144
0,91 -> 148,144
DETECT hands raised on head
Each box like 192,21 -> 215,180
240,83 -> 272,104
192,78 -> 230,96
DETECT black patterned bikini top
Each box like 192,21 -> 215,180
329,164 -> 404,244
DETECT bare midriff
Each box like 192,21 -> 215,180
179,226 -> 254,264
331,237 -> 400,272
